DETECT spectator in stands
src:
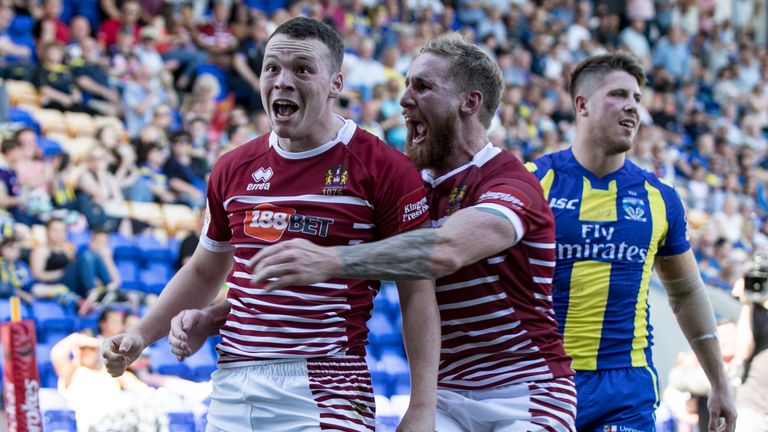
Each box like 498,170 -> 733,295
164,131 -> 205,209
134,26 -> 173,86
65,15 -> 91,61
189,0 -> 237,56
76,145 -> 131,234
228,14 -> 266,113
652,26 -> 692,84
48,151 -> 79,220
71,37 -> 122,116
0,235 -> 33,303
51,332 -> 148,431
0,134 -> 52,225
33,0 -> 68,45
0,4 -> 32,69
123,64 -> 175,138
161,3 -> 207,92
36,40 -> 89,113
97,0 -> 142,50
343,37 -> 388,99
28,218 -> 81,302
135,141 -> 174,204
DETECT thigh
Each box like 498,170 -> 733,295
577,368 -> 658,432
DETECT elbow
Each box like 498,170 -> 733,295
430,246 -> 465,278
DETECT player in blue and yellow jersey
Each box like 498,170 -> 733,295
526,52 -> 736,432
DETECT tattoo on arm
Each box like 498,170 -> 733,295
336,229 -> 441,280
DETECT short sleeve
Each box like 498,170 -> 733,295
658,186 -> 691,256
372,159 -> 428,238
199,160 -> 234,253
473,176 -> 547,246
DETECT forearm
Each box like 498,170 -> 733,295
336,229 -> 455,281
203,299 -> 230,335
397,280 -> 440,409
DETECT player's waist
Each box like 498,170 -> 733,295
216,354 -> 369,373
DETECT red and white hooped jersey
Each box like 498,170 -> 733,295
201,119 -> 429,364
425,144 -> 573,390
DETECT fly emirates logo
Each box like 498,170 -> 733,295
557,223 -> 648,263
244,203 -> 333,242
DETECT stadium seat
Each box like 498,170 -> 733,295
149,337 -> 193,380
32,109 -> 68,135
31,301 -> 76,343
116,259 -> 140,291
42,409 -> 77,432
135,233 -> 175,264
370,370 -> 391,397
378,350 -> 409,375
162,204 -> 199,235
368,312 -> 401,348
67,228 -> 91,251
75,310 -> 100,334
36,342 -> 59,388
167,412 -> 196,432
128,201 -> 164,227
138,263 -> 171,294
5,80 -> 38,106
8,107 -> 40,131
64,111 -> 97,137
389,371 -> 411,397
109,233 -> 138,261
184,338 -> 218,382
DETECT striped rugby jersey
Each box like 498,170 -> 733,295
426,143 -> 573,390
202,119 -> 429,364
526,149 -> 690,371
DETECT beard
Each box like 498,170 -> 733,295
405,116 -> 457,171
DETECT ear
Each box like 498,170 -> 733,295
329,71 -> 344,99
573,94 -> 589,118
460,90 -> 483,118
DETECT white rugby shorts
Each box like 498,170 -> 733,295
206,357 -> 375,432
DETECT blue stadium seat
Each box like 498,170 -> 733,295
138,263 -> 172,294
136,233 -> 175,265
8,108 -> 40,132
116,259 -> 140,291
167,412 -> 196,432
75,310 -> 100,333
389,371 -> 411,397
378,351 -> 409,375
36,342 -> 59,388
184,339 -> 218,383
370,370 -> 391,397
67,229 -> 91,251
150,337 -> 193,380
31,301 -> 76,344
110,233 -> 138,261
43,409 -> 77,432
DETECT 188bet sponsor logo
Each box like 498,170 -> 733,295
244,203 -> 333,242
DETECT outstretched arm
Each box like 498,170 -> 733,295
395,280 -> 440,431
656,250 -> 737,432
250,207 -> 518,288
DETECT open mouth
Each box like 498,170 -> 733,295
273,100 -> 299,120
619,119 -> 636,130
407,119 -> 428,145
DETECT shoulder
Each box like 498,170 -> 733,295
214,134 -> 270,170
346,127 -> 415,170
525,149 -> 571,177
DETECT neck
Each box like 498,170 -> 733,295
430,121 -> 488,178
276,114 -> 344,153
573,126 -> 626,178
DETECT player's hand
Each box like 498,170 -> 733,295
101,332 -> 146,377
248,239 -> 341,291
397,405 -> 435,432
707,387 -> 737,432
169,309 -> 214,361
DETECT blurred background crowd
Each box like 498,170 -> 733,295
0,0 -> 767,430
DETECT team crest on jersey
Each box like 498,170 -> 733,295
322,165 -> 348,196
446,184 -> 468,215
622,197 -> 647,222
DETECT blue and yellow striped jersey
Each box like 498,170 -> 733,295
526,149 -> 690,371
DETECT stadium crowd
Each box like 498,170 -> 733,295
0,0 -> 767,430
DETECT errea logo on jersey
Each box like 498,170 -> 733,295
244,203 -> 334,242
248,167 -> 273,191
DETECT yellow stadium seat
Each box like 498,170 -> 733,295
128,201 -> 164,227
32,109 -> 68,135
5,80 -> 39,107
162,204 -> 199,235
61,136 -> 96,163
65,111 -> 97,137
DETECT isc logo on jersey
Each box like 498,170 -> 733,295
244,203 -> 333,242
549,197 -> 579,210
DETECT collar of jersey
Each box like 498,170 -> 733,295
422,142 -> 500,187
269,116 -> 356,160
566,148 -> 630,183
